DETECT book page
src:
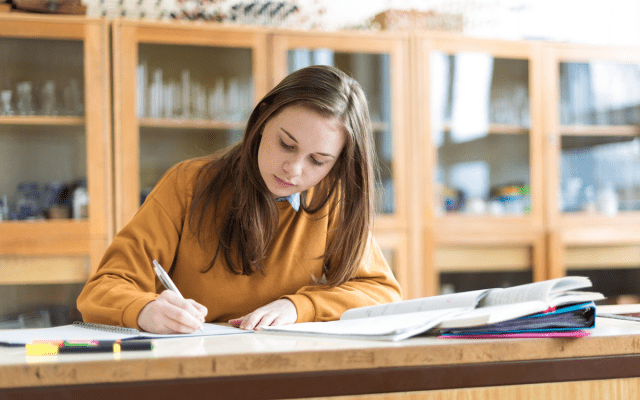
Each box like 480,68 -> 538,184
340,290 -> 488,320
482,276 -> 594,307
262,308 -> 469,340
436,300 -> 549,329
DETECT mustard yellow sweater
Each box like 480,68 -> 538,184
77,158 -> 402,330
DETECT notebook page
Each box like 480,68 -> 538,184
0,323 -> 249,345
0,324 -> 137,344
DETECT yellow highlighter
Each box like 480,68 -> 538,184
26,340 -> 153,356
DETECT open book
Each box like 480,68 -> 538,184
0,321 -> 249,346
261,276 -> 605,341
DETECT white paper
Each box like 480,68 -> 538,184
0,323 -> 249,345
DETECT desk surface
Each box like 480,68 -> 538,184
2,315 -> 640,399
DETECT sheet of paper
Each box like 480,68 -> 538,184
0,323 -> 249,345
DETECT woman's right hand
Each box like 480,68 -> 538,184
137,290 -> 207,334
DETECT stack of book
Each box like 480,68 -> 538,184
262,276 -> 605,341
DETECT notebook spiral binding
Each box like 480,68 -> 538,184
72,321 -> 140,334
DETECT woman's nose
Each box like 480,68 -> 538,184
283,157 -> 303,177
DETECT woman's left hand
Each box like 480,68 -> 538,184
229,299 -> 297,330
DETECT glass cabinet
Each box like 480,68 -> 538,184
544,44 -> 640,303
545,45 -> 640,225
112,20 -> 269,230
270,31 -> 415,297
418,35 -> 545,296
0,15 -> 111,326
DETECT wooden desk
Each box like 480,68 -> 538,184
2,317 -> 640,400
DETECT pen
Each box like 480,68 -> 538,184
153,259 -> 183,297
153,259 -> 204,332
598,313 -> 640,322
26,340 -> 153,356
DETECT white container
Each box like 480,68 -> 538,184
73,186 -> 88,219
597,185 -> 618,217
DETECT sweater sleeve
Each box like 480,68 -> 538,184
282,232 -> 402,323
76,162 -> 191,329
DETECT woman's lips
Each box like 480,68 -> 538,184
274,175 -> 294,187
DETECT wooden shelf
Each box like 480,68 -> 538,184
441,123 -> 529,135
559,124 -> 640,136
0,115 -> 85,126
139,117 -> 246,130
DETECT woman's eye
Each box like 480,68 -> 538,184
310,157 -> 324,166
279,138 -> 294,150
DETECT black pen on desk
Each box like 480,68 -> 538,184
26,340 -> 153,356
153,259 -> 205,332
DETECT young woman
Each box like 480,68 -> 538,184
77,65 -> 402,334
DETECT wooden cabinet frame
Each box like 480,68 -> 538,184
413,33 -> 546,296
543,43 -> 640,282
0,14 -> 112,280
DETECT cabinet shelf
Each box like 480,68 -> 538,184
139,117 -> 246,130
559,125 -> 640,136
441,123 -> 529,135
0,115 -> 85,126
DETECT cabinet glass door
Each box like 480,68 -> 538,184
113,21 -> 268,230
0,37 -> 86,222
430,52 -> 532,219
137,44 -> 251,201
421,38 -> 544,297
545,46 -> 640,304
0,17 -> 111,326
557,60 -> 640,217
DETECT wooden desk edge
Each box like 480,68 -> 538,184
3,353 -> 640,400
2,332 -> 640,391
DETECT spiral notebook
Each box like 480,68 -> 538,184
0,321 -> 250,346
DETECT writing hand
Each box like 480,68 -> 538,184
137,290 -> 208,334
229,299 -> 297,330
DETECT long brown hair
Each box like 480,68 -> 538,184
188,65 -> 377,288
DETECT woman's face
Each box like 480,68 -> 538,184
258,105 -> 346,198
